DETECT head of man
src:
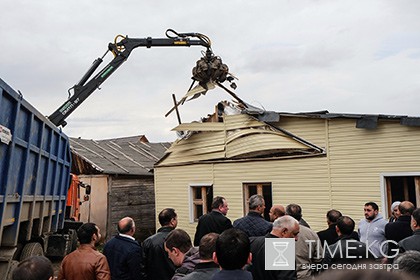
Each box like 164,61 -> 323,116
335,216 -> 355,237
158,208 -> 178,228
164,229 -> 192,267
399,201 -> 415,217
213,228 -> 251,270
411,208 -> 420,231
12,256 -> 54,280
391,201 -> 401,220
77,222 -> 101,245
199,233 -> 219,262
249,194 -> 265,215
271,216 -> 300,240
285,203 -> 303,221
363,202 -> 379,221
118,217 -> 135,236
326,209 -> 342,226
269,205 -> 285,222
393,250 -> 420,278
212,196 -> 229,216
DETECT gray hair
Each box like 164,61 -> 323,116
273,215 -> 299,230
249,194 -> 264,210
393,250 -> 420,276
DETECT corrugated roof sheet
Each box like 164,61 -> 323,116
158,114 -> 322,166
70,135 -> 171,175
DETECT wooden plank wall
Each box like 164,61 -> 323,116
108,176 -> 155,242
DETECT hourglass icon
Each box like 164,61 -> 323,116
273,241 -> 289,266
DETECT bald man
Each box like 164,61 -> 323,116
103,217 -> 146,280
269,204 -> 286,222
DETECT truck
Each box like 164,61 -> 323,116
0,29 -> 232,279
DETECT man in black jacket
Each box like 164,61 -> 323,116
249,215 -> 299,280
103,217 -> 145,280
143,208 -> 178,280
385,201 -> 414,261
322,216 -> 374,265
194,196 -> 232,246
317,209 -> 342,246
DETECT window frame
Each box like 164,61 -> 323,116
189,184 -> 213,223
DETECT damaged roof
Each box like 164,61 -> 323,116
70,135 -> 171,175
242,104 -> 420,129
157,112 -> 324,166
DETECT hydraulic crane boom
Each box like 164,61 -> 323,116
48,29 -> 211,127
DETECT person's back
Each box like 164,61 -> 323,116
103,217 -> 145,280
143,208 -> 177,280
233,194 -> 272,237
212,228 -> 253,280
183,233 -> 220,280
323,216 -> 374,266
193,196 -> 232,246
385,201 -> 414,261
58,223 -> 111,280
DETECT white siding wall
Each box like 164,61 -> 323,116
155,117 -> 420,238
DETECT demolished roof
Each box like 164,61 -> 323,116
70,135 -> 171,175
157,102 -> 324,166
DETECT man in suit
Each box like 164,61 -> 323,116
103,217 -> 145,280
194,196 -> 232,246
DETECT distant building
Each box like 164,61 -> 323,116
154,101 -> 420,237
70,135 -> 170,241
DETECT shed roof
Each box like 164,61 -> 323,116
70,135 -> 171,175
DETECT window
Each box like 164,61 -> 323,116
383,174 -> 420,218
190,185 -> 213,222
243,183 -> 272,221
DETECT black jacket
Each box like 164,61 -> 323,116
322,235 -> 374,266
317,224 -> 359,246
385,215 -> 413,259
142,227 -> 176,280
194,210 -> 232,246
103,235 -> 145,280
249,233 -> 297,280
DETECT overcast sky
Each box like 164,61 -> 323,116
1,1 -> 419,142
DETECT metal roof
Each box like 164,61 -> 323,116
70,136 -> 171,175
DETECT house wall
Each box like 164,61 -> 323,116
107,176 -> 155,242
78,175 -> 109,241
154,117 -> 420,238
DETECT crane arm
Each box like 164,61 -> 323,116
48,29 -> 211,127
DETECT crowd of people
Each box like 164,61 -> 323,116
11,195 -> 420,280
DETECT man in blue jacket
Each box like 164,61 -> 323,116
103,217 -> 145,280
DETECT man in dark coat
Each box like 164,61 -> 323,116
233,194 -> 272,237
317,209 -> 359,247
249,215 -> 299,280
322,216 -> 374,265
103,217 -> 145,280
194,196 -> 232,246
385,201 -> 414,261
143,208 -> 178,280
